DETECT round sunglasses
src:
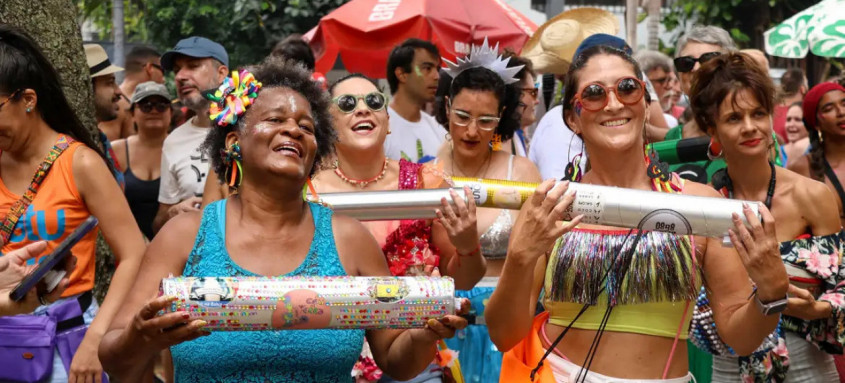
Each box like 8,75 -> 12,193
332,92 -> 387,113
573,77 -> 646,112
136,100 -> 170,113
674,52 -> 721,73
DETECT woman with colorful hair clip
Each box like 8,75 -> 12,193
98,57 -> 469,383
687,51 -> 843,383
430,39 -> 543,383
486,45 -> 789,383
311,73 -> 485,383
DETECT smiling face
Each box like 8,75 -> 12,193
678,41 -> 723,95
710,88 -> 772,160
330,77 -> 389,155
518,73 -> 539,127
816,90 -> 845,139
235,87 -> 318,181
92,74 -> 123,122
784,104 -> 807,142
447,89 -> 500,159
564,54 -> 648,155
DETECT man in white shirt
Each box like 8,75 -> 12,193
151,36 -> 229,234
528,105 -> 587,180
383,39 -> 447,163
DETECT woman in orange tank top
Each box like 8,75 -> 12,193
0,26 -> 146,382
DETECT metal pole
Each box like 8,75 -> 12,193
546,0 -> 564,19
112,0 -> 125,83
626,0 -> 638,51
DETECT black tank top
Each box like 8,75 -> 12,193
123,142 -> 160,239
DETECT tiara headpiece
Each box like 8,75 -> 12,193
442,37 -> 523,85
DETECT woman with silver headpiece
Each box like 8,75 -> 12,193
430,39 -> 543,383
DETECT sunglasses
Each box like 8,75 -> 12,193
573,77 -> 645,112
137,101 -> 170,113
674,52 -> 721,73
0,89 -> 21,111
332,92 -> 387,113
522,87 -> 539,98
450,110 -> 501,131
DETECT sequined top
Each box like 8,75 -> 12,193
479,155 -> 516,259
543,228 -> 699,339
382,160 -> 440,276
170,200 -> 365,383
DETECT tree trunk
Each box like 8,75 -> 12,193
0,0 -> 116,304
626,0 -> 638,51
112,0 -> 125,83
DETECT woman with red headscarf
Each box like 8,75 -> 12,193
789,82 -> 845,227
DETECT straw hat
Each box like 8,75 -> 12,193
521,8 -> 619,75
84,44 -> 124,78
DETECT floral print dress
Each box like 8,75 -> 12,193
692,231 -> 845,382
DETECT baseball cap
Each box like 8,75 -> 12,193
85,44 -> 124,78
572,33 -> 633,62
160,36 -> 229,72
130,81 -> 171,105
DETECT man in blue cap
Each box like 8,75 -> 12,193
529,33 -> 669,180
152,37 -> 229,234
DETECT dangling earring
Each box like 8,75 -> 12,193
491,134 -> 503,151
707,137 -> 723,160
564,139 -> 584,182
446,132 -> 452,150
221,141 -> 243,189
644,123 -> 671,183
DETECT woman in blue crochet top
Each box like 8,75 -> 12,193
98,57 -> 469,383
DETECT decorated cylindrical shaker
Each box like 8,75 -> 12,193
160,276 -> 457,331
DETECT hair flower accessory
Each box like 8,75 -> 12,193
206,69 -> 262,127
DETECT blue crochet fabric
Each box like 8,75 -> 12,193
170,200 -> 365,383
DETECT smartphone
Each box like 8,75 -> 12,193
8,216 -> 98,302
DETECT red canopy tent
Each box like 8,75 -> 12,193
304,0 -> 537,78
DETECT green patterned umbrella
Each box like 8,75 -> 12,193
764,0 -> 845,58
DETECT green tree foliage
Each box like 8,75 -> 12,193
663,0 -> 818,54
78,0 -> 348,67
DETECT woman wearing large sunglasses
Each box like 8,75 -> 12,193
111,82 -> 172,240
311,73 -> 485,382
431,64 -> 542,383
665,25 -> 737,142
486,45 -> 788,383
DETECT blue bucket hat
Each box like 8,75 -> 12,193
161,36 -> 229,72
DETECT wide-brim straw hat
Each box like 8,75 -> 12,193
522,8 -> 619,75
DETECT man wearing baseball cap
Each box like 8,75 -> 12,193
152,37 -> 229,235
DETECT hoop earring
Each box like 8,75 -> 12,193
564,139 -> 584,182
221,142 -> 243,189
707,138 -> 723,160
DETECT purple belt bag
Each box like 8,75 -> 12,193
0,315 -> 56,382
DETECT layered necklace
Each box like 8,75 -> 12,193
334,158 -> 389,188
724,161 -> 776,209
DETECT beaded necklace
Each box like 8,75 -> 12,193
333,158 -> 389,188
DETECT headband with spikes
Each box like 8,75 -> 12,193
442,37 -> 524,85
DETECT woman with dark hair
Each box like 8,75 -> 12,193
432,46 -> 542,382
781,102 -> 810,167
789,82 -> 845,227
486,45 -> 789,382
0,25 -> 146,382
311,73 -> 485,382
98,57 -> 468,382
689,52 -> 842,382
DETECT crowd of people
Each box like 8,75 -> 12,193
1,6 -> 845,383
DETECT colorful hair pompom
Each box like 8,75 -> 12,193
206,69 -> 263,127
